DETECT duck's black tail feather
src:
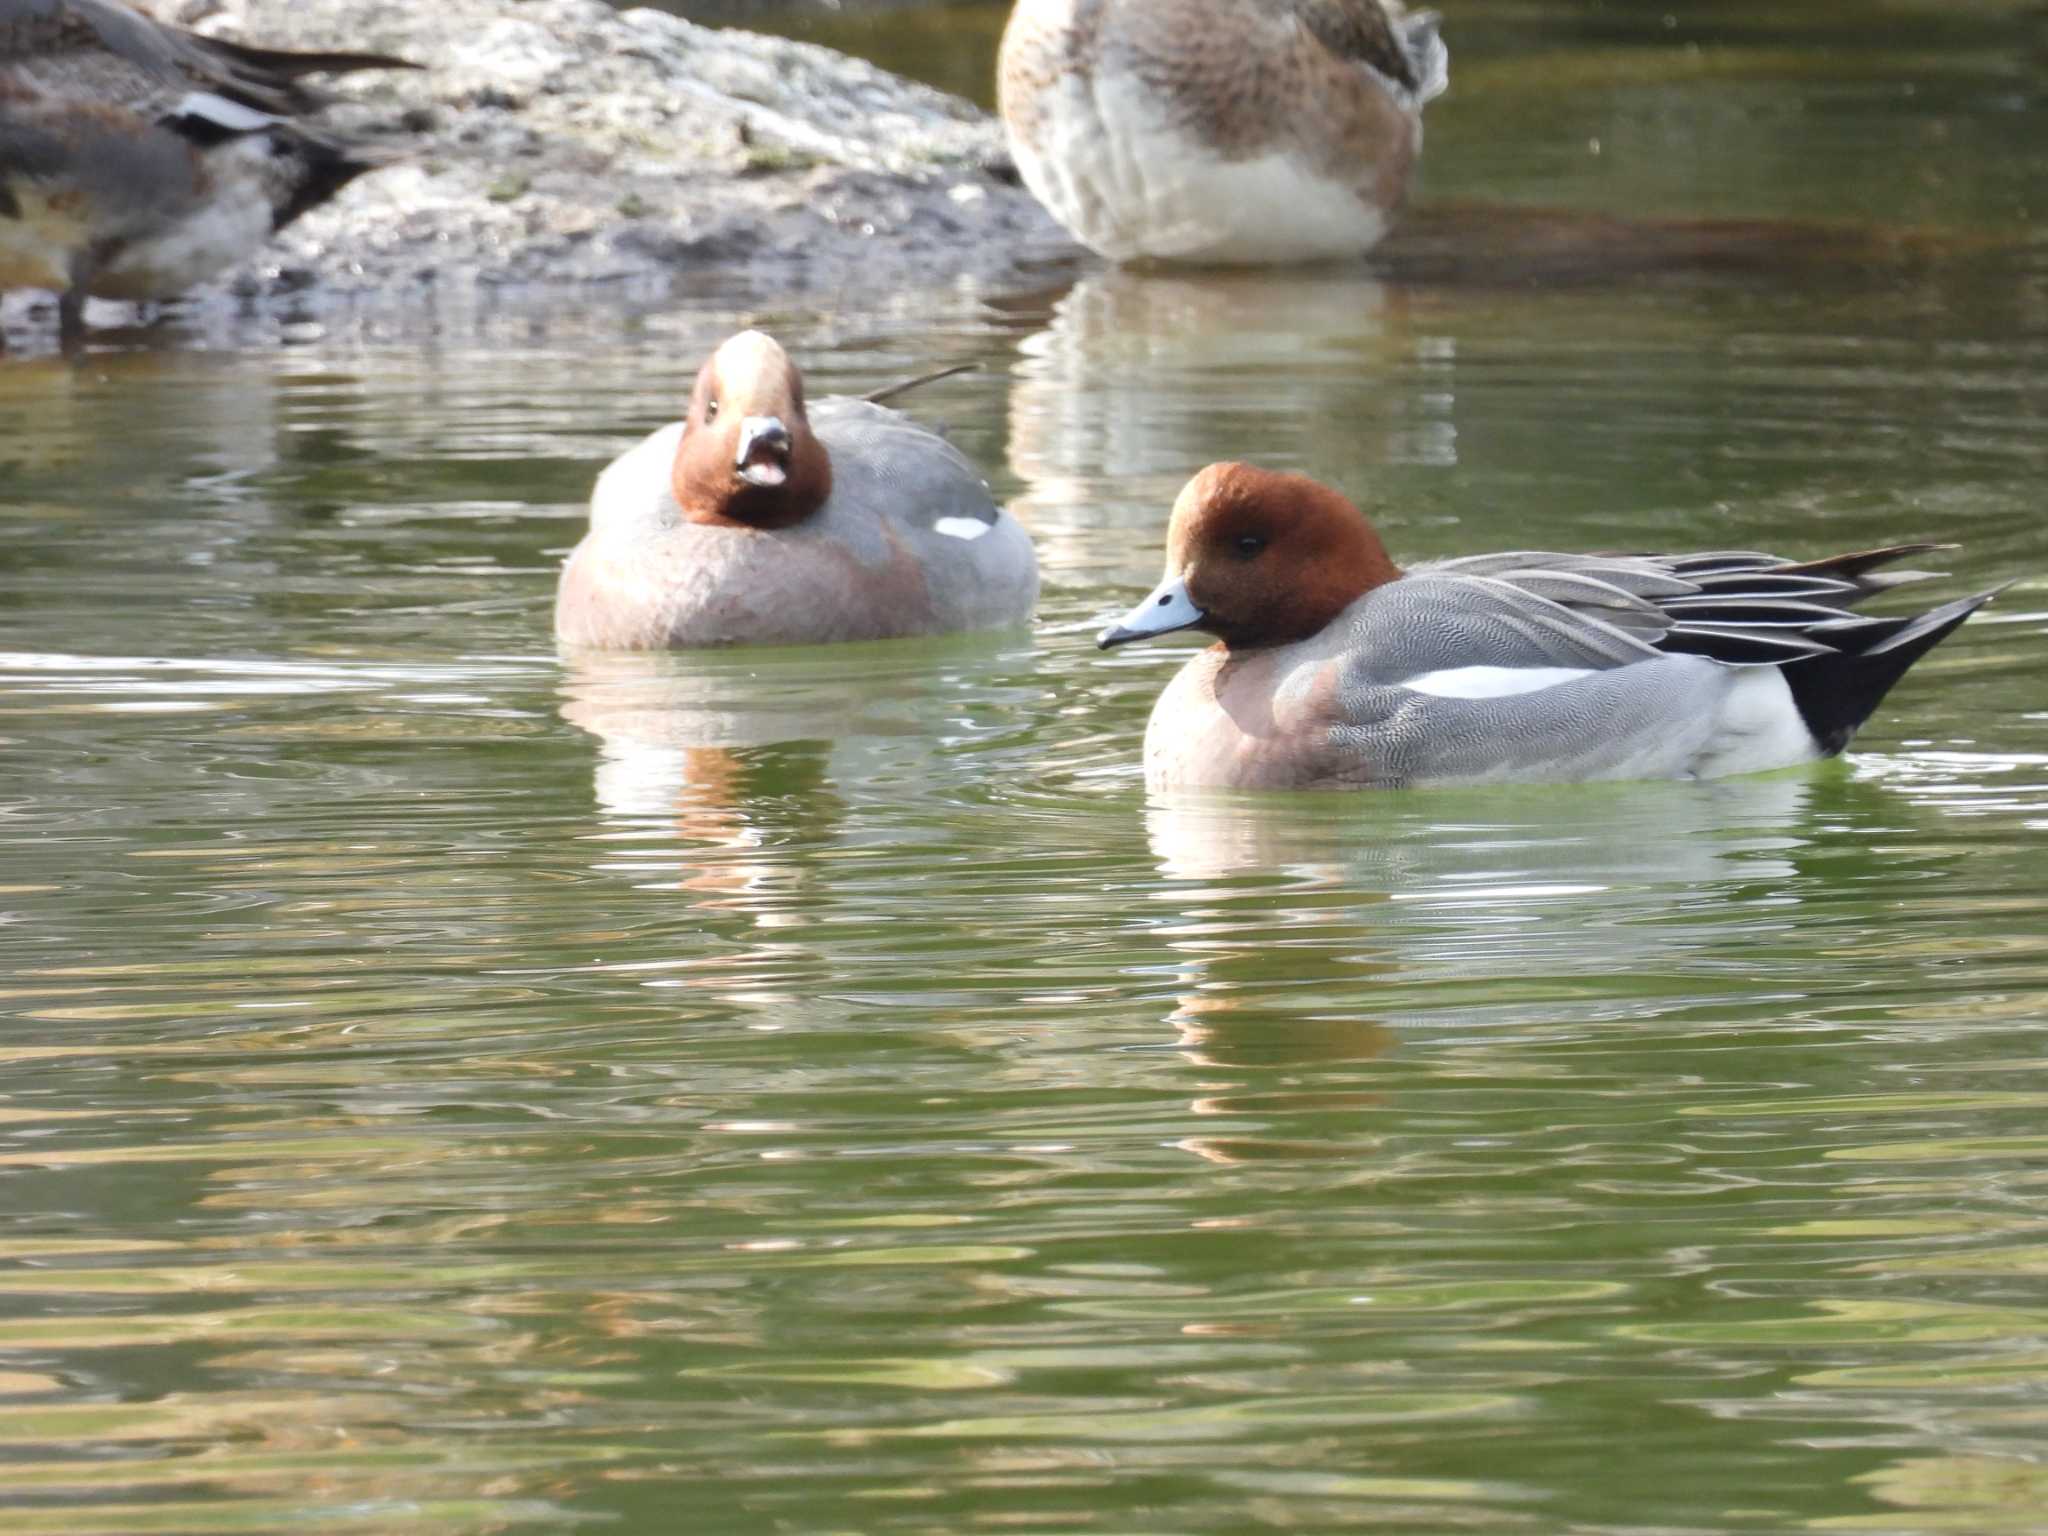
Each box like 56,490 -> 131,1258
270,130 -> 402,232
1770,541 -> 1957,594
1784,586 -> 2005,755
197,38 -> 422,116
863,362 -> 978,407
203,40 -> 422,80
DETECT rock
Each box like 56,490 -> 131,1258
91,0 -> 1081,332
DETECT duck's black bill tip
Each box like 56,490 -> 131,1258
1096,625 -> 1141,650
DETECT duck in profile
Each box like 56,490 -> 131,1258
0,0 -> 414,344
555,331 -> 1039,649
997,0 -> 1448,265
1099,462 -> 2002,790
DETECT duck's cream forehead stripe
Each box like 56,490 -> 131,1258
718,330 -> 786,368
707,334 -> 795,400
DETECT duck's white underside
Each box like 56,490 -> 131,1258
98,155 -> 273,298
1682,666 -> 1821,780
1015,73 -> 1391,264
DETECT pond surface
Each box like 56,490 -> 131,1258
4,2 -> 2048,1531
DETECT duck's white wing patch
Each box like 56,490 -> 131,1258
1399,665 -> 1594,699
934,516 -> 992,541
168,92 -> 281,134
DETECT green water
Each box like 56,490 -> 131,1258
4,1 -> 2048,1530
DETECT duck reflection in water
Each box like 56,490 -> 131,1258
1163,945 -> 1399,1168
558,649 -> 857,914
1144,773 -> 1815,886
1142,773 -> 1828,1162
557,639 -> 1018,916
1006,268 -> 1442,574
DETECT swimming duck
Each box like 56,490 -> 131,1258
554,330 -> 1039,649
1098,462 -> 2001,789
0,0 -> 412,343
997,0 -> 1448,265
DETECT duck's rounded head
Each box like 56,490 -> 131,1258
1099,462 -> 1401,650
671,330 -> 834,530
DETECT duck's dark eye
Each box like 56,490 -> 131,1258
1234,534 -> 1266,557
704,398 -> 720,423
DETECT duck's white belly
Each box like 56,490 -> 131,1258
96,178 -> 269,299
1014,73 -> 1388,265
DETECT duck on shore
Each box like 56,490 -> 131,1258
0,0 -> 413,344
1100,462 -> 2000,790
998,0 -> 1447,265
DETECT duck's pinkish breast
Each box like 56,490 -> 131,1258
1143,647 -> 1355,789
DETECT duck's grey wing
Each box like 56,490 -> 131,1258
2,0 -> 196,111
1338,570 -> 1665,688
809,395 -> 1036,631
1649,542 -> 1952,598
0,106 -> 68,185
1421,548 -> 1922,665
810,396 -> 1003,535
0,0 -> 411,115
0,0 -> 141,69
1318,547 -> 1979,786
0,103 -> 197,217
185,35 -> 420,97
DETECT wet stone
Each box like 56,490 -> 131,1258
38,0 -> 1082,334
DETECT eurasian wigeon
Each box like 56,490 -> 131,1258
0,0 -> 413,345
554,330 -> 1040,649
1099,462 -> 2002,790
997,0 -> 1448,265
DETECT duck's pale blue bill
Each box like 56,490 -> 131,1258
736,415 -> 791,487
1098,575 -> 1205,649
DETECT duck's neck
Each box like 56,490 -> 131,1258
671,428 -> 834,531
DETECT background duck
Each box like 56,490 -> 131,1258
997,0 -> 1448,265
555,330 -> 1039,649
0,0 -> 412,343
1100,462 -> 2002,790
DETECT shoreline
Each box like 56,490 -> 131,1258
4,0 -> 1083,343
